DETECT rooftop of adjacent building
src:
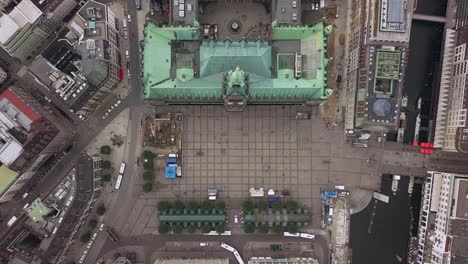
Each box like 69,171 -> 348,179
68,0 -> 109,41
422,173 -> 468,263
0,0 -> 43,44
153,259 -> 229,264
355,45 -> 406,131
0,88 -> 41,127
249,257 -> 318,264
0,165 -> 19,194
368,0 -> 413,43
274,0 -> 302,25
450,177 -> 468,263
25,198 -> 51,223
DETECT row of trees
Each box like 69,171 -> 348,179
142,151 -> 156,192
244,222 -> 298,234
158,222 -> 225,234
80,204 -> 106,243
242,200 -> 299,213
158,200 -> 225,214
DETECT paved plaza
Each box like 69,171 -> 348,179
116,105 -> 383,236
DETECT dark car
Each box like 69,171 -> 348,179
336,75 -> 342,83
64,144 -> 73,153
126,61 -> 130,68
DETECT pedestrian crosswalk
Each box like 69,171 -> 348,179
17,66 -> 28,78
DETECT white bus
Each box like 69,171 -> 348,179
7,216 -> 18,227
220,243 -> 235,252
115,174 -> 123,190
300,233 -> 316,239
283,231 -> 300,237
119,163 -> 126,174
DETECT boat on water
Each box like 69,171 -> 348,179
408,176 -> 414,195
392,175 -> 400,195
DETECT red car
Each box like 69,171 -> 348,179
130,34 -> 134,41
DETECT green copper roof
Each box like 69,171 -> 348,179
226,67 -> 248,96
142,23 -> 199,90
142,21 -> 332,101
200,40 -> 271,78
26,198 -> 51,223
159,213 -> 225,222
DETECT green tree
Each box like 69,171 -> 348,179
143,162 -> 153,171
172,224 -> 183,234
215,223 -> 225,234
200,201 -> 212,212
242,200 -> 254,213
173,201 -> 185,212
142,182 -> 153,192
158,223 -> 170,234
286,223 -> 298,234
187,225 -> 197,233
215,201 -> 225,212
271,201 -> 283,212
80,232 -> 91,243
272,225 -> 283,234
143,171 -> 153,182
258,224 -> 269,234
270,244 -> 282,251
187,201 -> 199,212
96,204 -> 106,216
257,201 -> 268,212
142,150 -> 155,160
88,219 -> 98,229
201,224 -> 212,233
244,223 -> 255,234
100,145 -> 111,155
158,201 -> 171,212
102,160 -> 111,169
101,174 -> 112,182
286,200 -> 299,212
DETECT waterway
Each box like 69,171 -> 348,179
402,1 -> 447,144
350,175 -> 412,264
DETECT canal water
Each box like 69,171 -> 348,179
350,175 -> 412,264
402,1 -> 447,143
351,0 -> 447,263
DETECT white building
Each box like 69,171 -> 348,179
416,171 -> 468,264
0,0 -> 49,61
0,88 -> 41,166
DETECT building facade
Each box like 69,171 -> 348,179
433,23 -> 468,152
415,171 -> 468,264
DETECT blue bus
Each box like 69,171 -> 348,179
136,0 -> 141,10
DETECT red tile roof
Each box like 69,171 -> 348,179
0,89 -> 41,122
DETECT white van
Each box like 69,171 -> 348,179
125,50 -> 129,58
